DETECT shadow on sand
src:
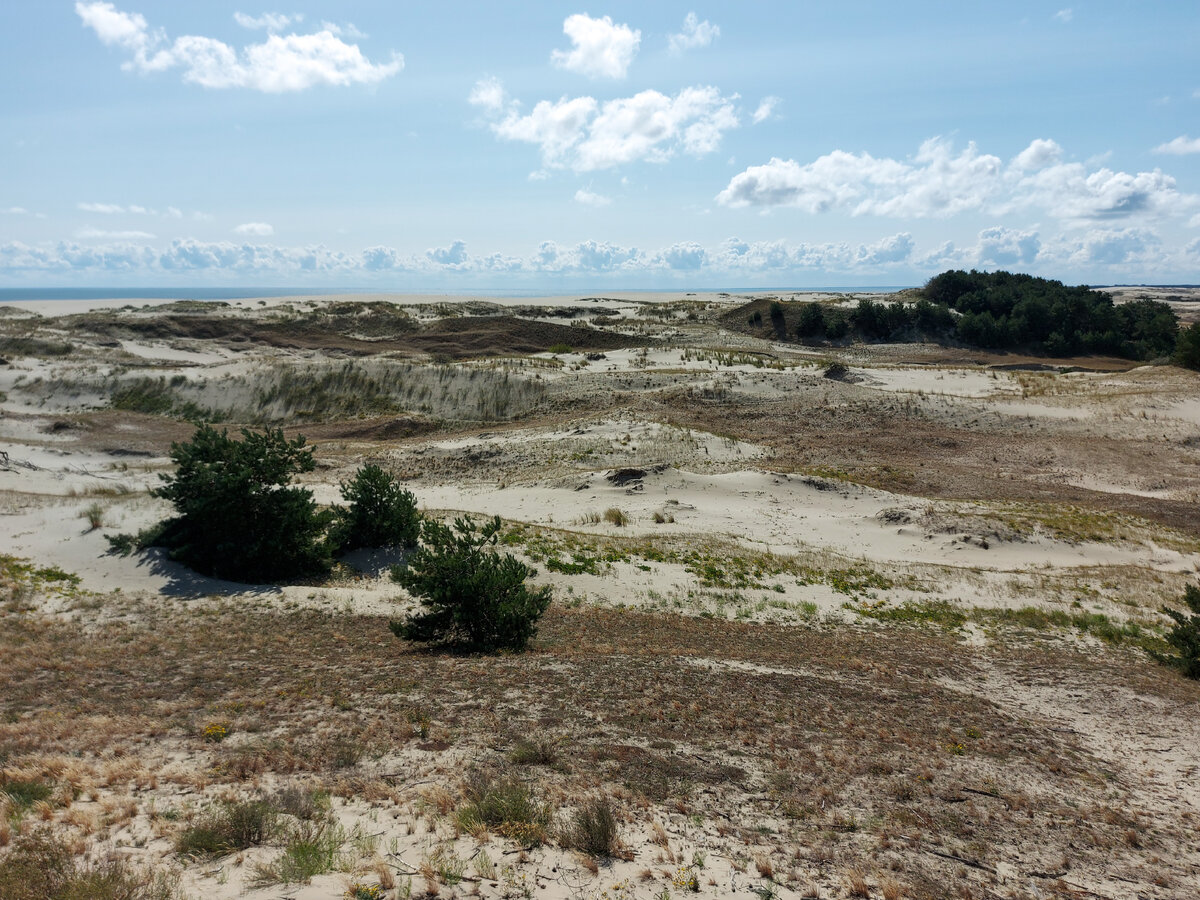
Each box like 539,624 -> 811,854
132,547 -> 282,600
337,546 -> 411,579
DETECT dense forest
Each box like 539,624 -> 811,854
782,269 -> 1186,362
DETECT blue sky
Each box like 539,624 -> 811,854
1,1 -> 1198,288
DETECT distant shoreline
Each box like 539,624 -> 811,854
0,285 -> 918,303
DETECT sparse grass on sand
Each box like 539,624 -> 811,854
5,296 -> 1200,899
1,587 -> 1198,898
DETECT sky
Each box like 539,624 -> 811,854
1,1 -> 1198,289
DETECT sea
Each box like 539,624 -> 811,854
0,286 -> 923,303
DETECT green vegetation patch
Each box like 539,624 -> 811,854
923,269 -> 1179,360
849,598 -> 1166,654
456,770 -> 551,844
0,335 -> 75,357
749,270 -> 1181,361
850,599 -> 967,629
256,365 -> 405,420
110,376 -> 217,421
983,502 -> 1200,554
679,347 -> 785,369
502,525 -> 914,600
1,555 -> 83,602
176,798 -> 278,857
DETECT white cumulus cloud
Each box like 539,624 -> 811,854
233,12 -> 301,32
574,188 -> 611,207
428,240 -> 468,266
1154,135 -> 1200,155
975,226 -> 1041,266
856,232 -> 915,265
574,239 -> 640,270
1011,138 -> 1062,170
1054,8 -> 1074,23
1062,227 -> 1159,266
3,229 -> 1193,280
660,241 -> 707,269
490,86 -> 738,172
668,12 -> 719,53
77,2 -> 402,92
717,137 -> 1196,221
468,76 -> 507,114
361,245 -> 403,270
234,222 -> 274,236
550,14 -> 640,80
751,96 -> 780,124
3,207 -> 29,215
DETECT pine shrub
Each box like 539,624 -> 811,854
390,516 -> 551,652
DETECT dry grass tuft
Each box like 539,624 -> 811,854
847,869 -> 871,897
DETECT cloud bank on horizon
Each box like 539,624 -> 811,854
0,2 -> 1197,286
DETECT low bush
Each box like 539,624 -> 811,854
331,464 -> 421,553
176,799 -> 277,858
151,425 -> 333,583
0,777 -> 53,811
251,819 -> 346,886
509,737 -> 557,767
560,796 -> 620,858
456,770 -> 550,844
390,516 -> 551,652
112,425 -> 432,583
823,362 -> 850,381
271,785 -> 330,822
1150,583 -> 1200,679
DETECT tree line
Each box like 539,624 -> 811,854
780,269 -> 1195,365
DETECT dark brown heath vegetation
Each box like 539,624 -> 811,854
2,584 -> 1197,897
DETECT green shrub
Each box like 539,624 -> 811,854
456,770 -> 550,844
104,522 -> 166,557
854,600 -> 966,629
151,425 -> 332,582
796,303 -> 826,338
331,464 -> 421,552
176,799 -> 277,858
390,516 -> 551,652
509,737 -> 557,767
560,796 -> 620,857
0,777 -> 53,810
251,819 -> 346,885
1150,583 -> 1200,679
1175,323 -> 1200,370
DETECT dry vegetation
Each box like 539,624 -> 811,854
2,291 -> 1200,899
